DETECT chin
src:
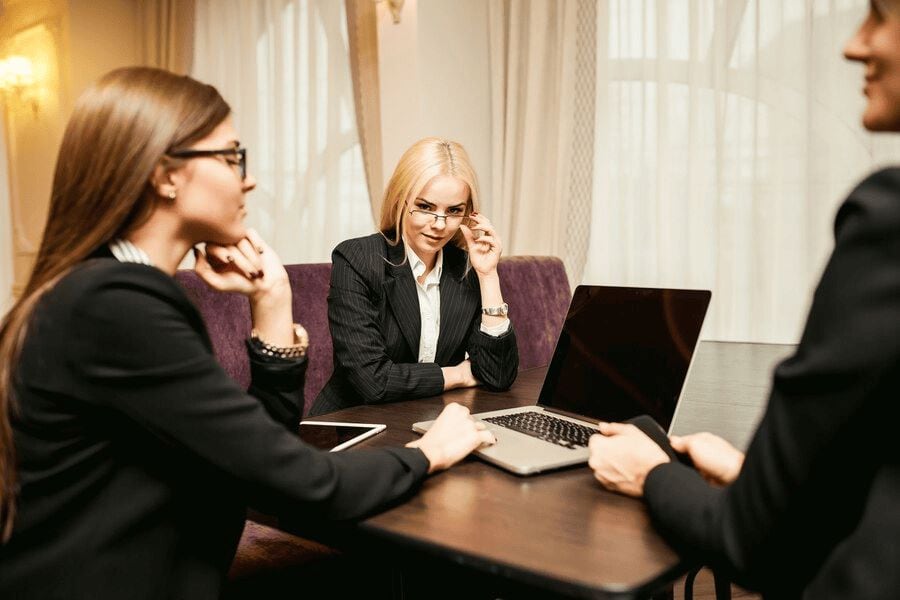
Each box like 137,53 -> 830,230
208,229 -> 246,246
861,102 -> 900,132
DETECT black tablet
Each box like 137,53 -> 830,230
298,421 -> 386,452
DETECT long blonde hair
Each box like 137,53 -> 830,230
379,137 -> 481,249
0,67 -> 230,542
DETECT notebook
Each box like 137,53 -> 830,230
412,285 -> 711,475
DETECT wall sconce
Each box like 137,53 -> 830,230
0,55 -> 39,115
379,0 -> 405,24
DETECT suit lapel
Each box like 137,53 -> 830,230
383,239 -> 422,357
436,247 -> 477,365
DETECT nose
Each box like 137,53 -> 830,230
843,14 -> 872,63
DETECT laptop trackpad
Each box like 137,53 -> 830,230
479,424 -> 590,472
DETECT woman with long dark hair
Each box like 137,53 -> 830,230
0,67 -> 494,599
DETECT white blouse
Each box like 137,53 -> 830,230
405,243 -> 509,363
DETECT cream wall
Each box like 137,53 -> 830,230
378,0 -> 493,211
0,0 -> 140,297
66,0 -> 140,99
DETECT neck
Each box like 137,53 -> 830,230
403,235 -> 438,276
125,215 -> 192,276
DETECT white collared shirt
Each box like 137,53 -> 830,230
109,238 -> 153,266
405,242 -> 510,364
406,243 -> 443,363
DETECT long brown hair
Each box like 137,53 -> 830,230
0,67 -> 230,541
378,137 -> 481,248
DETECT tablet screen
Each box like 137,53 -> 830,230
298,421 -> 386,452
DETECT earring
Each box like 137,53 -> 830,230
167,190 -> 177,200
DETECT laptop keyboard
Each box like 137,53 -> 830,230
483,411 -> 598,449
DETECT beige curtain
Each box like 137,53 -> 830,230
584,0 -> 900,343
192,0 -> 373,264
345,0 -> 383,222
138,0 -> 195,74
488,0 -> 595,283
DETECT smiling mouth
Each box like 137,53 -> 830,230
423,234 -> 443,242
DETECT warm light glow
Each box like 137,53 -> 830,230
377,0 -> 405,24
0,56 -> 36,92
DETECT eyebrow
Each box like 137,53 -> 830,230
414,197 -> 466,208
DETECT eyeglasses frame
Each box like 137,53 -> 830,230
407,207 -> 471,226
168,146 -> 247,181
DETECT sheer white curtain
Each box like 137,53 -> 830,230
584,0 -> 900,343
0,110 -> 14,315
192,0 -> 372,264
488,0 -> 596,284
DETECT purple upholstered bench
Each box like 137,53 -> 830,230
496,256 -> 571,369
176,264 -> 333,414
173,256 -> 571,593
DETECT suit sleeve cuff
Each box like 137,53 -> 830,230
479,318 -> 511,337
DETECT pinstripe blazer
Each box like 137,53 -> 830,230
309,233 -> 518,416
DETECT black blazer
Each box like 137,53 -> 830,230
643,168 -> 900,599
0,258 -> 429,600
310,233 -> 518,416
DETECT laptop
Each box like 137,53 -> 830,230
413,285 -> 711,475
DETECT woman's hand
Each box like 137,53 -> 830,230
588,422 -> 670,498
194,228 -> 288,299
460,213 -> 502,277
195,228 -> 294,346
670,432 -> 744,486
441,359 -> 481,391
406,403 -> 496,473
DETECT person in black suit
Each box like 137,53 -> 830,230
588,3 -> 900,598
310,138 -> 518,416
0,67 -> 496,600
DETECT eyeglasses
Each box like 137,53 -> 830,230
408,208 -> 467,225
168,146 -> 247,180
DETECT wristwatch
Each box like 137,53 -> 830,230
482,303 -> 509,317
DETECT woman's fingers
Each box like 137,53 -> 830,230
669,435 -> 687,452
206,243 -> 258,278
244,228 -> 268,255
477,428 -> 497,446
464,214 -> 502,256
474,234 -> 500,253
235,238 -> 263,276
194,247 -> 241,291
459,224 -> 477,250
598,422 -> 632,436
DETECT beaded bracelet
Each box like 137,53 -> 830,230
250,324 -> 309,359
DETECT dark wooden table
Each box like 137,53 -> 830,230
313,341 -> 795,599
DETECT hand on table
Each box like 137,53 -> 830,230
406,403 -> 496,474
588,422 -> 671,498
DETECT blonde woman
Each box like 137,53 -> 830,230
311,138 -> 518,416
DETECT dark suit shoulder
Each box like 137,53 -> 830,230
54,258 -> 190,305
332,232 -> 408,292
40,258 -> 203,341
333,232 -> 388,258
835,167 -> 900,239
333,232 -> 394,272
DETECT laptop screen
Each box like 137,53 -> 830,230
537,285 -> 710,430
